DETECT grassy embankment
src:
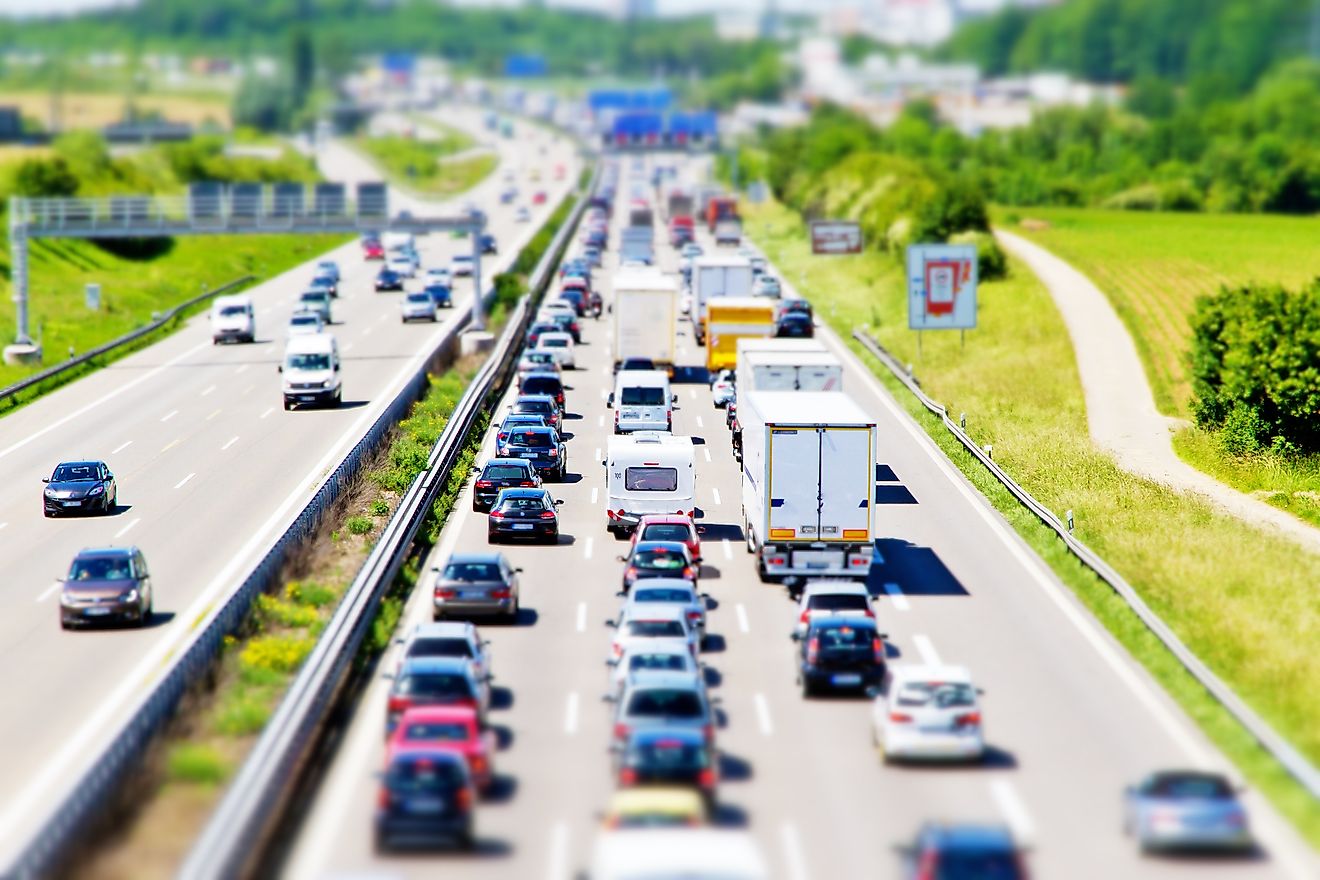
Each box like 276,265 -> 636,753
743,198 -> 1320,848
1,89 -> 232,131
353,124 -> 497,200
1007,207 -> 1320,528
80,192 -> 579,878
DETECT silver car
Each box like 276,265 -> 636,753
606,638 -> 700,699
709,370 -> 735,408
298,289 -> 332,324
607,604 -> 699,663
1124,771 -> 1253,853
431,552 -> 522,622
617,579 -> 709,643
606,672 -> 716,748
401,289 -> 437,323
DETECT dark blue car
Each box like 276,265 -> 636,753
502,425 -> 567,481
374,750 -> 475,852
424,283 -> 453,309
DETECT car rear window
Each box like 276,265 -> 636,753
395,673 -> 472,698
895,682 -> 976,709
814,625 -> 874,648
642,524 -> 691,544
499,496 -> 548,512
626,620 -> 686,639
620,386 -> 666,406
634,549 -> 688,571
401,722 -> 471,742
385,758 -> 464,792
541,337 -> 568,349
407,637 -> 473,659
930,852 -> 1021,880
634,588 -> 695,604
807,595 -> 869,613
509,432 -> 552,448
1148,776 -> 1234,799
626,739 -> 707,768
626,689 -> 703,718
484,465 -> 529,481
625,468 -> 678,492
522,377 -> 562,396
516,400 -> 554,415
627,653 -> 688,673
443,563 -> 501,582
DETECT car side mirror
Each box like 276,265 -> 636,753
616,555 -> 627,563
789,632 -> 801,642
672,394 -> 678,404
879,632 -> 890,640
277,365 -> 283,373
606,394 -> 614,408
554,499 -> 564,506
515,567 -> 524,573
601,693 -> 617,703
381,672 -> 396,680
615,590 -> 626,598
604,619 -> 618,628
41,478 -> 49,483
694,556 -> 703,564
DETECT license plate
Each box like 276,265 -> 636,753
461,591 -> 485,599
84,607 -> 110,616
919,725 -> 950,734
406,798 -> 444,814
805,561 -> 829,570
63,500 -> 82,507
831,673 -> 862,686
512,523 -> 533,530
521,452 -> 537,458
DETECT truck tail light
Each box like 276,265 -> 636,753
850,556 -> 870,568
768,556 -> 786,566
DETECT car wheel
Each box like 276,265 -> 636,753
139,595 -> 153,627
373,830 -> 389,854
488,532 -> 499,544
44,508 -> 54,518
333,389 -> 342,407
283,399 -> 293,411
457,828 -> 476,851
800,677 -> 813,698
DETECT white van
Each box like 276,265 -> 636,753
588,828 -> 768,880
210,294 -> 255,344
603,432 -> 696,533
280,333 -> 342,410
609,369 -> 674,434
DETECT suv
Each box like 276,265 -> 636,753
472,458 -> 540,512
59,546 -> 153,629
510,395 -> 561,434
792,617 -> 887,696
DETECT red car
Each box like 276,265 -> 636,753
386,705 -> 495,794
630,514 -> 701,562
363,240 -> 385,260
532,190 -> 547,205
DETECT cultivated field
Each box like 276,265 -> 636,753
1,90 -> 232,131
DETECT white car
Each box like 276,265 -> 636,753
538,300 -> 577,322
710,370 -> 735,408
589,829 -> 768,880
451,254 -> 475,277
286,310 -> 326,338
515,206 -> 532,223
387,254 -> 417,278
425,267 -> 452,286
517,351 -> 562,379
618,579 -> 709,642
401,289 -> 437,323
534,331 -> 575,369
794,579 -> 875,634
606,637 -> 700,698
753,274 -> 782,298
871,665 -> 985,763
607,605 -> 699,663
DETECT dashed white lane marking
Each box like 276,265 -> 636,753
200,384 -> 216,397
913,633 -> 941,666
594,447 -> 601,462
111,440 -> 132,454
546,822 -> 570,880
590,487 -> 599,505
754,693 -> 774,736
883,582 -> 910,611
114,517 -> 140,539
160,409 -> 178,423
260,407 -> 275,419
597,414 -> 604,428
576,602 -> 587,633
36,582 -> 61,603
781,822 -> 810,880
584,536 -> 594,560
377,313 -> 388,323
563,692 -> 579,735
688,387 -> 696,399
736,603 -> 750,634
600,390 -> 608,400
711,487 -> 721,505
160,438 -> 181,454
362,327 -> 373,337
205,408 -> 222,421
990,779 -> 1036,844
703,447 -> 711,462
242,383 -> 255,396
696,416 -> 704,429
344,342 -> 354,352
222,436 -> 240,451
174,473 -> 196,490
0,523 -> 6,531
235,364 -> 249,375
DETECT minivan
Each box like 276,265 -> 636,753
610,369 -> 674,434
210,294 -> 255,344
280,333 -> 342,410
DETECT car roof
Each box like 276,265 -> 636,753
409,620 -> 476,639
399,656 -> 474,674
484,457 -> 534,468
918,823 -> 1018,851
803,579 -> 869,597
73,546 -> 137,559
890,665 -> 974,685
447,552 -> 505,564
397,704 -> 479,723
621,604 -> 688,622
507,424 -> 556,434
638,515 -> 694,527
629,726 -> 705,745
285,333 -> 336,353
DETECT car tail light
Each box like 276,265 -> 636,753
521,481 -> 535,487
387,696 -> 409,714
698,768 -> 716,789
456,787 -> 473,813
872,638 -> 887,664
613,722 -> 629,740
377,786 -> 390,810
548,448 -> 559,457
618,767 -> 637,786
889,712 -> 913,723
469,755 -> 487,774
682,566 -> 695,579
436,588 -> 457,600
489,588 -> 512,600
864,606 -> 876,618
687,611 -> 702,624
497,431 -> 508,441
475,480 -> 493,489
805,637 -> 820,665
955,712 -> 981,727
489,510 -> 505,519
539,510 -> 556,519
614,411 -> 620,426
799,609 -> 811,627
625,566 -> 637,581
916,851 -> 939,880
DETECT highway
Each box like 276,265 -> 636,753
283,152 -> 1320,879
0,108 -> 579,865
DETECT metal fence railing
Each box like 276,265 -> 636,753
852,328 -> 1320,803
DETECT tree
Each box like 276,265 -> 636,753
12,157 -> 79,197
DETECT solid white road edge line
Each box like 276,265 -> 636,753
736,603 -> 750,634
114,518 -> 140,539
753,692 -> 774,737
912,633 -> 941,666
781,821 -> 811,880
564,692 -> 579,735
883,582 -> 910,612
576,602 -> 586,633
989,779 -> 1036,844
546,821 -> 570,880
583,536 -> 594,560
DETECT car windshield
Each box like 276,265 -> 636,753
626,689 -> 703,718
407,637 -> 474,659
499,496 -> 548,512
642,524 -> 691,544
620,387 -> 666,406
634,588 -> 695,604
626,620 -> 686,639
814,625 -> 874,648
68,557 -> 132,581
53,464 -> 98,481
807,595 -> 869,612
928,852 -> 1021,880
401,722 -> 471,742
895,682 -> 977,709
443,563 -> 502,582
286,353 -> 331,371
395,673 -> 471,698
484,465 -> 529,481
218,305 -> 247,317
1147,776 -> 1234,799
384,759 -> 464,793
628,653 -> 688,673
635,549 -> 688,570
509,432 -> 552,449
625,468 -> 678,492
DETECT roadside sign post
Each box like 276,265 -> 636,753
85,282 -> 101,311
809,220 -> 863,255
906,244 -> 978,356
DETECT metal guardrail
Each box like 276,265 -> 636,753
181,166 -> 596,879
852,328 -> 1320,802
5,166 -> 592,880
0,275 -> 253,408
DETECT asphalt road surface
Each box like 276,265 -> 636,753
283,153 -> 1319,880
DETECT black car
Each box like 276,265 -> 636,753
43,460 -> 118,516
374,750 -> 476,852
896,823 -> 1027,880
479,234 -> 498,255
778,297 -> 813,321
58,546 -> 153,629
502,426 -> 567,481
793,617 -> 887,696
487,487 -> 562,543
519,372 -> 566,409
495,413 -> 549,456
510,395 -> 561,433
776,312 -> 814,338
375,267 -> 404,291
472,458 -> 540,512
614,727 -> 717,806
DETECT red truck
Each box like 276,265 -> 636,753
669,215 -> 695,246
705,196 -> 738,232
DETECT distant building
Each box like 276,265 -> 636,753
0,107 -> 22,142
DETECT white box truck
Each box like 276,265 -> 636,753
691,255 -> 754,346
603,432 -> 697,534
740,391 -> 876,585
735,351 -> 843,405
612,269 -> 678,371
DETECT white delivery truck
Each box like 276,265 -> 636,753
612,269 -> 678,371
691,255 -> 753,346
735,350 -> 843,406
740,391 -> 876,585
603,432 -> 696,534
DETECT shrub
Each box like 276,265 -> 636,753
369,499 -> 390,517
346,515 -> 373,535
240,634 -> 314,675
255,593 -> 318,629
214,693 -> 273,737
949,230 -> 1008,281
286,580 -> 336,608
166,743 -> 229,785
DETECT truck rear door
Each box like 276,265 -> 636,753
796,364 -> 841,391
766,428 -> 821,541
818,426 -> 874,542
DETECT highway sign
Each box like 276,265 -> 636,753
907,243 -> 978,331
810,220 -> 863,255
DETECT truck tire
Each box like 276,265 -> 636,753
744,517 -> 756,554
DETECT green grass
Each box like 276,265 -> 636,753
165,743 -> 229,786
353,132 -> 496,199
744,198 -> 1320,849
